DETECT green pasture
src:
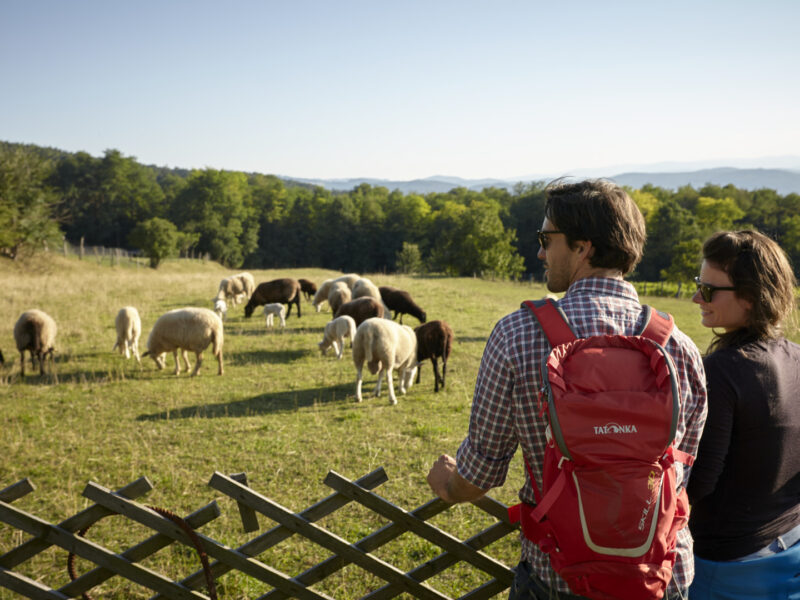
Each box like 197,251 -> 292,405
0,255 -> 717,599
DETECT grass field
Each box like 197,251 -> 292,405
0,254 -> 719,599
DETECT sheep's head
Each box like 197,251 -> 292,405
419,311 -> 427,323
143,351 -> 166,370
244,303 -> 254,318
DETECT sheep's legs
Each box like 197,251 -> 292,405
173,350 -> 182,375
332,340 -> 341,359
191,352 -> 203,376
432,358 -> 442,392
355,365 -> 364,402
216,349 -> 223,376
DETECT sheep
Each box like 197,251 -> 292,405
298,278 -> 318,301
236,272 -> 256,299
352,277 -> 381,301
312,273 -> 361,312
379,286 -> 427,324
334,297 -> 385,327
318,315 -> 357,360
112,306 -> 142,364
414,320 -> 454,393
263,303 -> 287,328
216,276 -> 247,305
328,281 -> 352,315
352,317 -> 418,405
244,278 -> 301,319
13,309 -> 57,377
142,307 -> 223,376
213,298 -> 227,321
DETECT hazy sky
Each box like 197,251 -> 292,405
2,1 -> 798,180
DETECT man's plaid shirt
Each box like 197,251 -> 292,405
456,277 -> 707,594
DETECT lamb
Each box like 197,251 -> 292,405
298,278 -> 318,301
414,320 -> 454,392
318,315 -> 357,360
14,309 -> 57,377
244,278 -> 301,319
142,307 -> 224,376
327,281 -> 352,314
213,298 -> 227,321
263,303 -> 287,328
112,306 -> 142,364
352,317 -> 417,405
379,286 -> 427,324
334,297 -> 385,327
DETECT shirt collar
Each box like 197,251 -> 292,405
564,276 -> 640,302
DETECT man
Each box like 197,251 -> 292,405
427,179 -> 707,599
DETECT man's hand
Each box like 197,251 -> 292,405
427,454 -> 486,504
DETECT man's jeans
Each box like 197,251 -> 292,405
508,560 -> 687,600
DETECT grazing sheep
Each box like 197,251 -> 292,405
143,307 -> 223,376
263,303 -> 287,328
312,273 -> 361,312
216,276 -> 247,305
213,298 -> 227,321
352,317 -> 417,405
414,320 -> 454,392
352,277 -> 381,301
298,278 -> 318,301
13,309 -> 57,377
112,306 -> 142,364
379,286 -> 427,324
335,297 -> 385,327
328,281 -> 352,315
319,315 -> 357,360
236,272 -> 256,299
244,278 -> 302,319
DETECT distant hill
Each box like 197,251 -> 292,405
287,167 -> 800,196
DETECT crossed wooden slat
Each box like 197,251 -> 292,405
0,468 -> 517,600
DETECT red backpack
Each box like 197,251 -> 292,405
508,298 -> 694,600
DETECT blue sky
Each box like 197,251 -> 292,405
1,1 -> 798,180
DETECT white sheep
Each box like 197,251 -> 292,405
312,273 -> 361,313
216,274 -> 249,305
112,306 -> 142,364
263,303 -> 286,328
327,281 -> 352,314
14,309 -> 57,377
352,277 -> 392,317
236,272 -> 256,299
213,297 -> 228,321
352,317 -> 417,405
319,315 -> 357,360
143,307 -> 224,376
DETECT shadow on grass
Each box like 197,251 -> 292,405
136,382 -> 355,420
233,349 -> 309,364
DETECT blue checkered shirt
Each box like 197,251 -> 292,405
456,277 -> 707,594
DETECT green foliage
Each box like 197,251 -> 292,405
0,146 -> 62,260
128,217 -> 179,268
395,242 -> 423,274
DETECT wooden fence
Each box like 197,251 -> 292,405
0,468 -> 518,599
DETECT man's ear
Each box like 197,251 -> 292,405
576,240 -> 595,260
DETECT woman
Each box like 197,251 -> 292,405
688,230 -> 800,599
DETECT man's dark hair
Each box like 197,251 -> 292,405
544,179 -> 646,275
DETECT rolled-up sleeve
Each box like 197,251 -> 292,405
456,320 -> 519,490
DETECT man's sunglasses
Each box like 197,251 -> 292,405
537,230 -> 564,250
694,276 -> 736,302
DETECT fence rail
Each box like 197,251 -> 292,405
0,468 -> 518,600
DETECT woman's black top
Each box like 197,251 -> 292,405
688,337 -> 800,560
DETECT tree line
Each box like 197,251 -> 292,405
3,141 -> 800,283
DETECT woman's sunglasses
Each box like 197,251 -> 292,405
694,276 -> 736,302
537,230 -> 564,250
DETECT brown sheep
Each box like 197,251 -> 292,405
244,278 -> 302,318
298,278 -> 318,301
379,286 -> 427,324
14,309 -> 57,377
414,320 -> 453,392
334,297 -> 385,327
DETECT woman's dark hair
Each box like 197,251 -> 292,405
703,230 -> 796,353
544,179 -> 646,275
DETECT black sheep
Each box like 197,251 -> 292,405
379,286 -> 427,324
414,320 -> 453,392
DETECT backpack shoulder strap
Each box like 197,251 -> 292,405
521,298 -> 577,347
636,305 -> 674,347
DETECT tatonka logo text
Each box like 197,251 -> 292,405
594,422 -> 638,435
